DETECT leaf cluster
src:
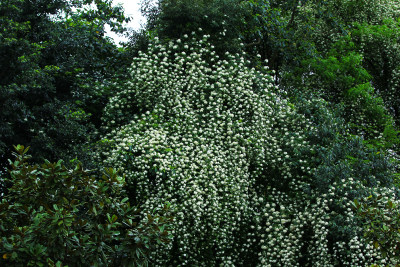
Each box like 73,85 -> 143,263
354,194 -> 400,265
0,145 -> 173,266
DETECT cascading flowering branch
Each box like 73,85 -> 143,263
100,34 -> 388,266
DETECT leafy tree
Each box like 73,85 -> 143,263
261,0 -> 400,151
284,35 -> 397,149
0,0 -> 132,171
0,145 -> 173,266
350,19 -> 400,119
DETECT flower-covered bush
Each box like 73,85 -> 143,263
0,145 -> 173,266
99,34 -> 397,265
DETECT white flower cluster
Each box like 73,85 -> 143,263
99,35 -> 389,265
258,189 -> 332,266
331,0 -> 400,23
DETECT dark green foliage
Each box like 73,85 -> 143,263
354,194 -> 400,265
142,0 -> 251,55
350,19 -> 400,120
0,0 -> 132,169
1,0 -> 400,264
273,2 -> 400,151
243,0 -> 320,73
294,96 -> 397,264
0,145 -> 173,266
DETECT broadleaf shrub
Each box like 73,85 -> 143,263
0,145 -> 173,266
354,193 -> 400,265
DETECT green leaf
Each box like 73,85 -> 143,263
354,199 -> 359,208
388,200 -> 394,209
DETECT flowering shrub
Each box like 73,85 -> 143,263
100,35 -> 396,265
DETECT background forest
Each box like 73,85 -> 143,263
1,0 -> 400,266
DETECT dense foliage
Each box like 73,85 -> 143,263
354,194 -> 400,264
0,145 -> 173,266
0,0 -> 132,170
99,36 -> 398,265
1,0 -> 400,265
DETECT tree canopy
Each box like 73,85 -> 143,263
1,0 -> 400,266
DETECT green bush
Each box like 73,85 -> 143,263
0,145 -> 173,266
354,193 -> 400,265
